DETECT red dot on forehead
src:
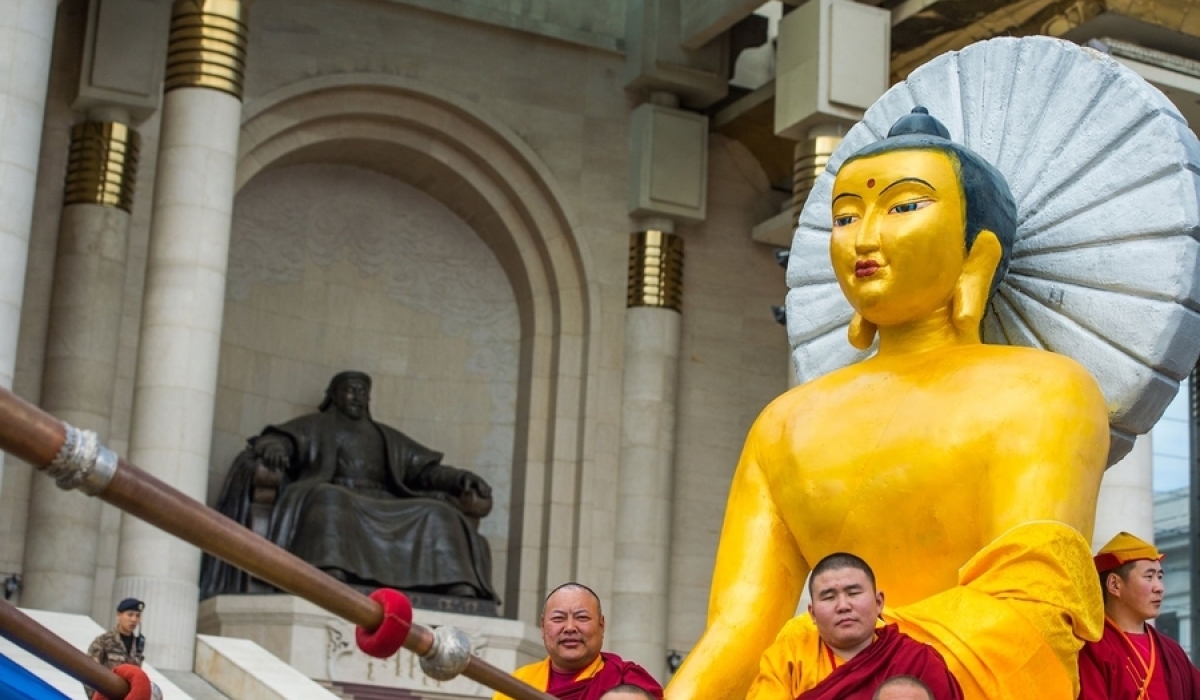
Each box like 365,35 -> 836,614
867,178 -> 876,188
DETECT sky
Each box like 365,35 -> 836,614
1152,376 -> 1191,493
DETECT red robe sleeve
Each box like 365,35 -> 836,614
576,653 -> 663,700
618,662 -> 665,699
1154,627 -> 1200,700
896,638 -> 964,700
1077,638 -> 1114,700
796,625 -> 963,700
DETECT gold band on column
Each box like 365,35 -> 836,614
627,230 -> 684,312
793,135 -> 842,220
63,122 -> 140,212
164,0 -> 248,99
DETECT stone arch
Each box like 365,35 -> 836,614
236,73 -> 598,618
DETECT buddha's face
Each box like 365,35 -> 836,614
830,149 -> 967,327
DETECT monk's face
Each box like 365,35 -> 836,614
541,586 -> 605,672
332,378 -> 370,420
808,567 -> 883,656
830,149 -> 967,327
1109,559 -> 1164,622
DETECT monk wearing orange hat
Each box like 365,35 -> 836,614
1078,532 -> 1200,699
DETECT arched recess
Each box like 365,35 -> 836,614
236,74 -> 599,619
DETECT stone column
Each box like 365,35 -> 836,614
791,126 -> 844,226
1093,434 -> 1156,550
112,0 -> 246,670
22,119 -> 139,614
0,0 -> 59,492
610,228 -> 684,680
786,128 -> 843,389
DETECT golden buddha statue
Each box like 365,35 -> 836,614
664,107 -> 1110,700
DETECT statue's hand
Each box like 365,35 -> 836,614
457,473 -> 492,500
256,440 -> 289,470
454,473 -> 493,518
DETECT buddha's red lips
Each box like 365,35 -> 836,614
855,261 -> 881,278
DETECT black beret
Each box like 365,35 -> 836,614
117,598 -> 144,613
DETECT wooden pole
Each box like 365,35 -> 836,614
0,601 -> 130,699
0,386 -> 555,700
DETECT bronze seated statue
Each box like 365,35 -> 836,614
200,371 -> 498,602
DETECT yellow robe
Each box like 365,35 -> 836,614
748,522 -> 1103,700
748,618 -> 849,699
492,654 -> 605,700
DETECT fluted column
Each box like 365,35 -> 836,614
0,0 -> 58,493
786,129 -> 843,389
1093,434 -> 1155,550
792,126 -> 843,226
22,120 -> 139,614
610,228 -> 684,680
113,0 -> 246,670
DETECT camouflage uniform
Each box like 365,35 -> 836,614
83,627 -> 143,697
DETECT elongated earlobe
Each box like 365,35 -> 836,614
848,312 -> 877,350
952,230 -> 1002,343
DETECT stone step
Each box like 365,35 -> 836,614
317,681 -> 350,698
158,671 -> 233,700
323,680 -> 422,700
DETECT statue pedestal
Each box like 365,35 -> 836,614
198,595 -> 543,698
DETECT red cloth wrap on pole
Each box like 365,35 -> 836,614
355,588 -> 413,658
92,664 -> 152,700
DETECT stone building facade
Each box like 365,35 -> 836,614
1,0 -> 1198,689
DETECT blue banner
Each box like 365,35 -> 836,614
0,650 -> 75,700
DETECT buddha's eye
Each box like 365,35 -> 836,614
833,215 -> 858,228
889,200 -> 932,215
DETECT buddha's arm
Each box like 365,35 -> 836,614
985,359 -> 1108,541
665,421 -> 808,700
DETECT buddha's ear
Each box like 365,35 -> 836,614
952,230 -> 1002,343
848,312 -> 877,350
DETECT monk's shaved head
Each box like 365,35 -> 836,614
873,675 -> 933,700
809,552 -> 876,596
599,685 -> 656,699
542,582 -> 602,617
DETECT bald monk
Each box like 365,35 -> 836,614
665,108 -> 1107,700
1078,532 -> 1200,699
748,553 -> 962,700
600,686 -> 658,700
875,677 -> 936,700
494,583 -> 662,700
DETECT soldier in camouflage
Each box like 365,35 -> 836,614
83,598 -> 145,698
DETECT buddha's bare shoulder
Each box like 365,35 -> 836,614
943,344 -> 1104,393
758,344 -> 1103,424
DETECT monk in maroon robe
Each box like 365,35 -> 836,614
493,583 -> 663,700
748,553 -> 963,700
1078,532 -> 1200,700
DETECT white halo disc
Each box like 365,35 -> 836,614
787,36 -> 1200,465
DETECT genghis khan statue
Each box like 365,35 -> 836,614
201,371 -> 497,601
